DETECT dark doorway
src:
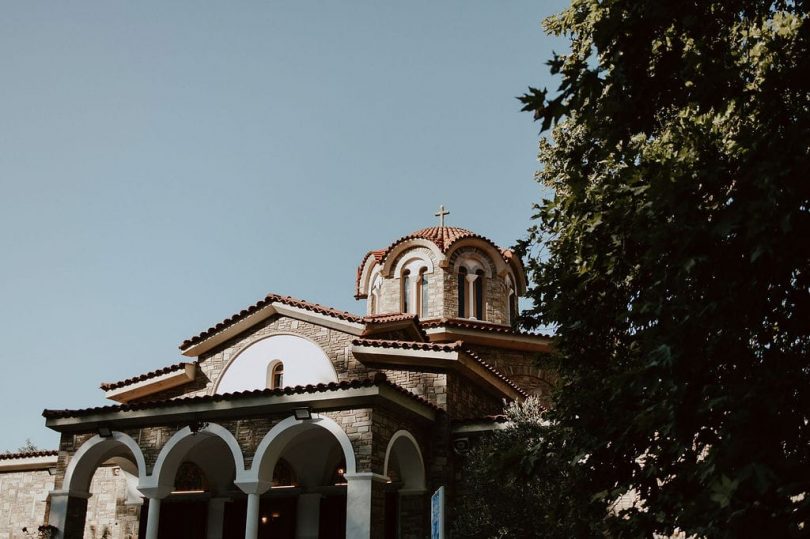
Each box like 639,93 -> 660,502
319,494 -> 347,539
158,499 -> 208,538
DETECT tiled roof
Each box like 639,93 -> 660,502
352,338 -> 462,353
0,450 -> 58,460
100,362 -> 191,391
378,226 -> 511,260
351,339 -> 528,398
44,374 -> 441,419
180,293 -> 364,350
362,313 -> 419,324
420,317 -> 552,339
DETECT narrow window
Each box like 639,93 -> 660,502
474,270 -> 484,320
418,268 -> 429,318
402,269 -> 412,313
509,289 -> 518,326
267,361 -> 284,389
458,267 -> 468,317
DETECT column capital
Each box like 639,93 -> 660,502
343,472 -> 390,483
235,479 -> 272,495
138,485 -> 173,499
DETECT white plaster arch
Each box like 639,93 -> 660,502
245,415 -> 357,484
452,251 -> 493,278
214,333 -> 338,394
383,430 -> 426,493
356,253 -> 380,298
381,239 -> 445,277
63,432 -> 147,495
393,253 -> 435,277
447,239 -> 509,276
147,423 -> 245,488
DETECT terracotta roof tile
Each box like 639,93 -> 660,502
351,339 -> 528,398
420,317 -> 552,339
44,374 -> 441,419
180,293 -> 364,351
0,450 -> 58,460
352,338 -> 462,353
100,362 -> 192,391
362,313 -> 419,324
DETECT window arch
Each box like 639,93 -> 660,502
401,269 -> 412,313
417,267 -> 429,318
508,279 -> 518,326
267,360 -> 284,389
458,266 -> 468,318
369,274 -> 382,315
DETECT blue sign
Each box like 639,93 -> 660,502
431,486 -> 445,539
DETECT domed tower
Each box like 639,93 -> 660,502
355,210 -> 527,325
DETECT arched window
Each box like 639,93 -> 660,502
457,267 -> 468,318
417,267 -> 429,318
267,361 -> 284,389
402,269 -> 412,313
473,270 -> 484,320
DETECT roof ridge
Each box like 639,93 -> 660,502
180,292 -> 365,351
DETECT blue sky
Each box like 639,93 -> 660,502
0,1 -> 567,450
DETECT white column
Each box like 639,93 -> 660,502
245,493 -> 261,539
466,274 -> 478,318
144,498 -> 162,539
234,480 -> 272,539
295,493 -> 322,539
138,486 -> 172,539
344,472 -> 388,539
206,497 -> 228,539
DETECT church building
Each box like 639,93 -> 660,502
0,216 -> 553,539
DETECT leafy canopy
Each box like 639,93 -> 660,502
516,0 -> 810,536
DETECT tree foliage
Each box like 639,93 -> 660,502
452,399 -> 602,538
514,0 -> 810,536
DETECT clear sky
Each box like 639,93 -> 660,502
0,1 -> 568,450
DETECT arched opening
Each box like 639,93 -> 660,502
243,415 -> 358,539
143,424 -> 245,539
52,433 -> 147,539
383,431 -> 427,538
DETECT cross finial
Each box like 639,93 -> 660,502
434,204 -> 450,227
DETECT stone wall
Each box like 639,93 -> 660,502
82,466 -> 140,539
0,469 -> 54,539
466,344 -> 558,406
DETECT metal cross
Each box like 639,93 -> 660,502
435,204 -> 450,227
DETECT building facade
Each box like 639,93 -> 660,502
1,224 -> 553,539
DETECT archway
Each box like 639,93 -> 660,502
139,423 -> 245,539
383,431 -> 427,539
50,432 -> 147,539
236,415 -> 358,539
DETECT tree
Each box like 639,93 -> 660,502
515,0 -> 810,537
452,399 -> 602,538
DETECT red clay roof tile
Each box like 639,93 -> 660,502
100,362 -> 192,391
44,374 -> 440,419
0,450 -> 58,460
